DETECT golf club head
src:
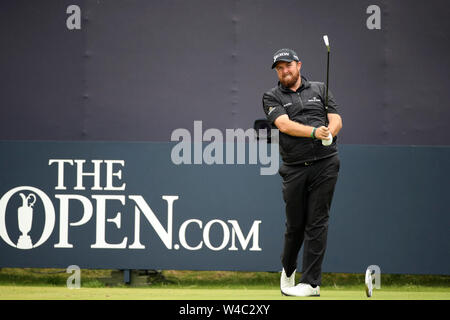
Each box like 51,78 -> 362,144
323,35 -> 330,50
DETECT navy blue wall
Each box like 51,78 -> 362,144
0,142 -> 448,274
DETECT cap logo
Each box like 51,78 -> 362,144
273,52 -> 290,62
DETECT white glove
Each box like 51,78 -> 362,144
322,133 -> 333,146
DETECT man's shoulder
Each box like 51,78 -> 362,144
306,81 -> 326,96
308,81 -> 325,88
262,87 -> 281,105
263,85 -> 280,97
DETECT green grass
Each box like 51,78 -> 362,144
0,286 -> 449,300
0,268 -> 448,300
1,268 -> 449,288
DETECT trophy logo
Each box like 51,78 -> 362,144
17,193 -> 36,249
0,186 -> 55,249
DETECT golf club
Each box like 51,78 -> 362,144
322,35 -> 333,146
323,35 -> 330,108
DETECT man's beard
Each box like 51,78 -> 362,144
280,70 -> 300,88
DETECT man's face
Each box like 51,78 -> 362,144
275,61 -> 302,88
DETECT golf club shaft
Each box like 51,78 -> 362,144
325,50 -> 329,109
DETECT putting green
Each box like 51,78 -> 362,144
0,285 -> 448,300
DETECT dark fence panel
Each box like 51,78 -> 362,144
0,142 -> 448,274
0,0 -> 449,144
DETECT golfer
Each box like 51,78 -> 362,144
262,48 -> 342,296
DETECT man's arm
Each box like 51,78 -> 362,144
320,83 -> 342,137
327,113 -> 343,137
274,115 -> 331,140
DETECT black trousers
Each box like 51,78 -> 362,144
279,154 -> 340,286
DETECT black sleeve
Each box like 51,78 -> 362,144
320,83 -> 339,114
262,92 -> 287,125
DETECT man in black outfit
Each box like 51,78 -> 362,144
262,48 -> 342,297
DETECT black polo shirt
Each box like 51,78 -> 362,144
262,76 -> 340,165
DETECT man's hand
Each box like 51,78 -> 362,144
314,126 -> 331,140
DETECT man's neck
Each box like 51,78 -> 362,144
288,76 -> 302,92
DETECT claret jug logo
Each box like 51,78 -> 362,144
17,193 -> 36,249
0,159 -> 262,252
0,186 -> 55,249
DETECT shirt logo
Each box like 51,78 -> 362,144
268,107 -> 275,115
308,97 -> 321,103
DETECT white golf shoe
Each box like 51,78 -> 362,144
280,268 -> 296,295
282,283 -> 320,297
